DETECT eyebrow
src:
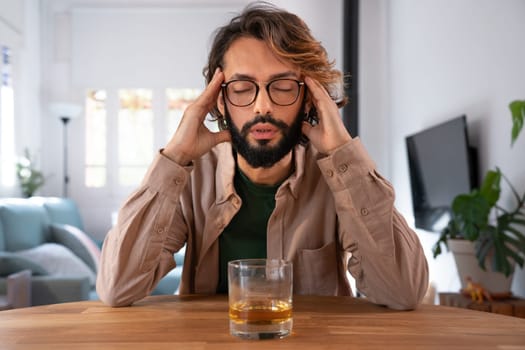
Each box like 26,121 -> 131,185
229,71 -> 300,81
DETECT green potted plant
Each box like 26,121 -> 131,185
15,148 -> 46,197
432,100 -> 525,294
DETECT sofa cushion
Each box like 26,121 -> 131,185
38,197 -> 84,230
0,202 -> 50,251
50,223 -> 100,273
0,251 -> 48,276
0,219 -> 4,251
15,243 -> 96,287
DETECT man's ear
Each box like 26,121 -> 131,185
217,91 -> 225,116
304,88 -> 314,115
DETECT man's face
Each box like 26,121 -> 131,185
218,37 -> 307,168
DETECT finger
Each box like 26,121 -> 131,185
304,77 -> 336,121
208,68 -> 225,91
305,76 -> 332,106
194,68 -> 224,110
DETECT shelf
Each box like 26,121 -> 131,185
439,293 -> 525,318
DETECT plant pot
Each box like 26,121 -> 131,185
448,239 -> 514,295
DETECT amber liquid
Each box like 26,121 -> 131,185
229,299 -> 292,325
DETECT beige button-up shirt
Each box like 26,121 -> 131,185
97,139 -> 429,310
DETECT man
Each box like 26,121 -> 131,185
97,3 -> 428,310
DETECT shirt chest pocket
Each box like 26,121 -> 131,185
294,241 -> 337,295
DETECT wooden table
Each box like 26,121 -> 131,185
0,295 -> 524,349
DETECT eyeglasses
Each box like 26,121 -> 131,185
221,79 -> 305,107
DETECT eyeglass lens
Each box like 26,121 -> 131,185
224,79 -> 302,107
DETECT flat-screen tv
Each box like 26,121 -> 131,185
406,115 -> 478,232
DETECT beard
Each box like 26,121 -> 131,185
224,103 -> 305,168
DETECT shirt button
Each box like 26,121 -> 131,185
338,163 -> 348,173
173,177 -> 183,185
360,208 -> 369,216
157,227 -> 165,234
326,170 -> 334,177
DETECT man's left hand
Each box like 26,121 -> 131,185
301,76 -> 352,154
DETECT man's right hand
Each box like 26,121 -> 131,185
162,68 -> 231,165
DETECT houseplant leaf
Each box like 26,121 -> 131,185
490,230 -> 515,276
16,148 -> 46,197
479,168 -> 501,207
432,219 -> 460,258
500,234 -> 525,267
451,191 -> 491,240
474,229 -> 494,270
509,100 -> 524,146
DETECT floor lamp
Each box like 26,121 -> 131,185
50,103 -> 82,197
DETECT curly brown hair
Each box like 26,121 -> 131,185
203,2 -> 347,122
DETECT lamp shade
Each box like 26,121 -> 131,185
50,103 -> 83,119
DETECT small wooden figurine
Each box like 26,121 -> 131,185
461,276 -> 493,304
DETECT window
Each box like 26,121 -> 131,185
84,87 -> 207,191
166,88 -> 202,142
0,45 -> 15,187
118,89 -> 154,187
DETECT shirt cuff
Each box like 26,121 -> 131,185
316,138 -> 376,192
141,150 -> 193,202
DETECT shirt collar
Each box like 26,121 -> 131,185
214,143 -> 308,203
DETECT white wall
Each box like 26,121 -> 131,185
360,0 -> 525,297
0,1 -> 24,46
359,0 -> 390,175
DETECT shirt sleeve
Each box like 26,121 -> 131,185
96,151 -> 190,307
317,138 -> 429,310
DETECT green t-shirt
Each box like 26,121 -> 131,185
216,168 -> 279,293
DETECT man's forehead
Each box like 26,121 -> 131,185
222,36 -> 301,80
228,71 -> 301,81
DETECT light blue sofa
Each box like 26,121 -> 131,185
0,197 -> 98,305
0,197 -> 183,306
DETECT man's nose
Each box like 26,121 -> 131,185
253,88 -> 274,116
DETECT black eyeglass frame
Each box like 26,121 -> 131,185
221,79 -> 305,107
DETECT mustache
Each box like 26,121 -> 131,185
240,114 -> 289,136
